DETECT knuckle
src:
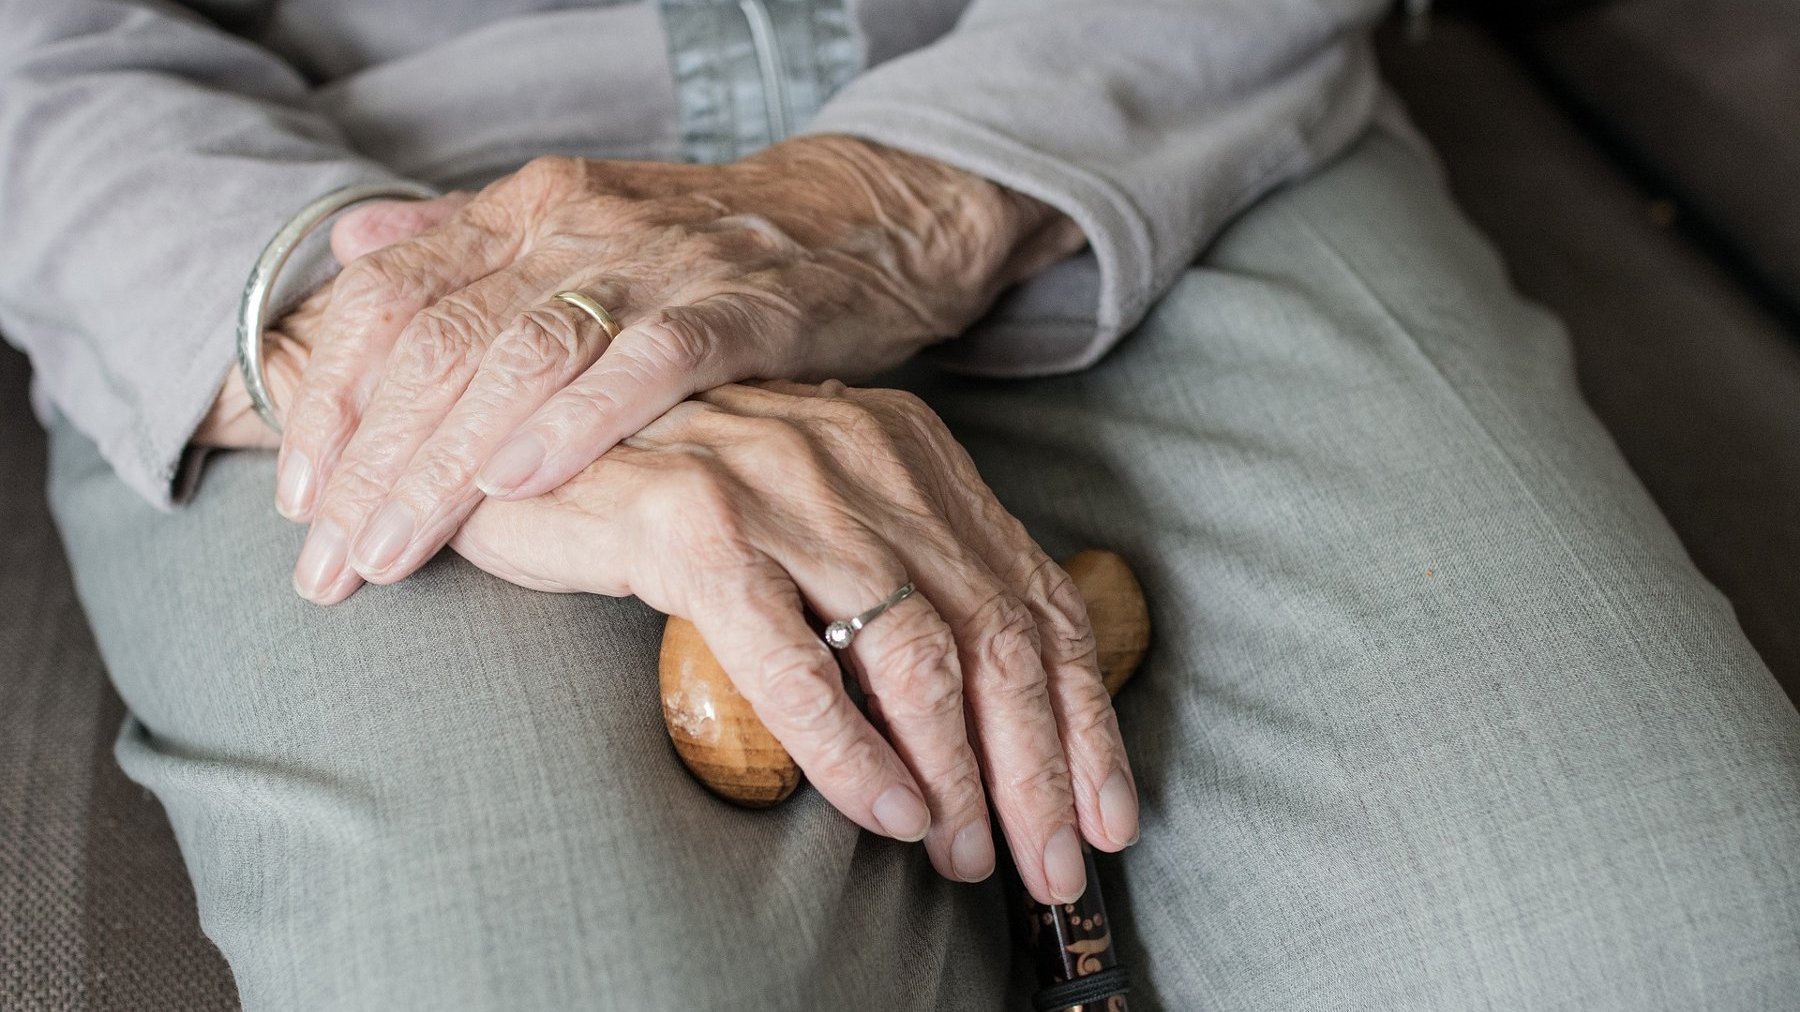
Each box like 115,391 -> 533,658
636,311 -> 713,375
757,645 -> 845,733
1066,681 -> 1121,742
859,388 -> 958,455
1003,753 -> 1074,808
726,213 -> 803,255
553,381 -> 628,433
934,763 -> 988,811
289,381 -> 360,445
686,214 -> 803,261
331,257 -> 398,307
685,412 -> 845,520
730,415 -> 816,472
646,454 -> 713,501
875,621 -> 963,719
687,211 -> 795,250
487,309 -> 588,381
570,194 -> 659,234
401,443 -> 480,501
807,395 -> 895,455
651,460 -> 749,550
675,223 -> 744,268
810,721 -> 886,792
513,155 -> 587,196
396,304 -> 487,386
319,460 -> 388,516
969,592 -> 1043,688
1031,561 -> 1099,667
724,290 -> 800,343
857,387 -> 936,426
331,256 -> 433,323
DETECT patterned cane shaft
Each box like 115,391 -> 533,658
1024,845 -> 1129,1012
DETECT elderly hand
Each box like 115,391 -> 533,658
450,380 -> 1138,905
275,136 -> 1083,605
195,191 -> 473,450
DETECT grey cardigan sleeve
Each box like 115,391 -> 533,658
805,0 -> 1391,376
0,2 -> 409,508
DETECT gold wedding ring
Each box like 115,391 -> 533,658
551,290 -> 624,340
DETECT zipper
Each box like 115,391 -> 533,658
737,0 -> 793,142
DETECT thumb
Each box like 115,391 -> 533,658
330,191 -> 474,264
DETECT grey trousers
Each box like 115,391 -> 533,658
49,131 -> 1800,1010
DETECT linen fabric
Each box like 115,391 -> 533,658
46,130 -> 1800,1010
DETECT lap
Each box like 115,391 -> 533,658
916,130 -> 1800,1007
48,129 -> 1800,1011
49,431 -> 1010,1009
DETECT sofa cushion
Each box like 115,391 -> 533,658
1522,0 -> 1800,325
1381,16 -> 1800,698
0,345 -> 238,1011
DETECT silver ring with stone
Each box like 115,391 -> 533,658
236,181 -> 441,434
823,582 -> 916,650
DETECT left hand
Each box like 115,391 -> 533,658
277,136 -> 1082,604
451,379 -> 1139,905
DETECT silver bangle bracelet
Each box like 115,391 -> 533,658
235,181 -> 440,434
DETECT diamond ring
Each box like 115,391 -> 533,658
823,582 -> 916,650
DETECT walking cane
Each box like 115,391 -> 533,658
659,550 -> 1148,1011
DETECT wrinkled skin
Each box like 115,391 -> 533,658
458,380 -> 1136,905
195,138 -> 1134,904
267,135 -> 1082,606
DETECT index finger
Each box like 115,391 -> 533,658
475,294 -> 755,500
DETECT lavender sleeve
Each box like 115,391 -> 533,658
0,1 -> 409,508
806,0 -> 1391,376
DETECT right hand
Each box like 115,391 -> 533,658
452,380 -> 1140,905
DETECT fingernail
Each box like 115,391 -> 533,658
276,451 -> 314,519
1043,825 -> 1087,904
950,821 -> 995,882
1100,770 -> 1140,848
293,521 -> 347,600
477,435 -> 545,495
351,501 -> 414,574
872,786 -> 930,842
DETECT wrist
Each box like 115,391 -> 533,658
752,135 -> 1085,333
994,186 -> 1088,289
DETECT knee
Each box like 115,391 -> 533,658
1120,652 -> 1800,1010
115,561 -> 997,1010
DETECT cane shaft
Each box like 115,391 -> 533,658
1025,845 -> 1129,1011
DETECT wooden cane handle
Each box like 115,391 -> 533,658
659,549 -> 1150,807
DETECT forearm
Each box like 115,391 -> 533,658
803,0 -> 1391,375
741,134 -> 1086,339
